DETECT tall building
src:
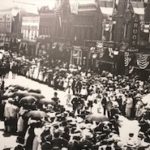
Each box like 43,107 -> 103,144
21,14 -> 40,42
0,8 -> 21,49
69,0 -> 102,66
70,0 -> 100,46
0,11 -> 12,33
39,6 -> 57,39
20,13 -> 40,56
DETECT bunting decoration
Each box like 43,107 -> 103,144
137,54 -> 149,69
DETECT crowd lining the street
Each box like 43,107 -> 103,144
0,51 -> 150,149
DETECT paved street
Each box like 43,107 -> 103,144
0,72 -> 140,149
0,72 -> 67,149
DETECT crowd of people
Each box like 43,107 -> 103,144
0,50 -> 150,149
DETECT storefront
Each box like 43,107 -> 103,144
98,41 -> 116,73
70,46 -> 82,66
19,40 -> 36,57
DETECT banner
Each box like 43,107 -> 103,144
125,52 -> 150,70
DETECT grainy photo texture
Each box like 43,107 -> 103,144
0,0 -> 150,149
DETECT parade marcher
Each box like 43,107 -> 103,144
65,86 -> 73,106
8,100 -> 19,134
51,92 -> 60,106
71,95 -> 84,115
80,86 -> 88,100
106,98 -> 113,118
4,50 -> 150,150
24,125 -> 36,150
101,93 -> 108,116
4,99 -> 12,136
75,79 -> 82,95
3,98 -> 18,135
87,91 -> 95,112
125,94 -> 133,119
72,78 -> 76,95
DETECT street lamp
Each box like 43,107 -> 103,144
113,49 -> 119,75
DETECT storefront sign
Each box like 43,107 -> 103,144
103,41 -> 115,48
131,15 -> 139,49
127,48 -> 139,52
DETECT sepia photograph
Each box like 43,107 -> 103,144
0,0 -> 150,149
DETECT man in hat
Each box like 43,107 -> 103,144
4,98 -> 19,135
51,131 -> 68,149
71,95 -> 84,115
4,98 -> 12,135
51,92 -> 60,106
80,134 -> 93,150
101,93 -> 108,116
75,79 -> 82,95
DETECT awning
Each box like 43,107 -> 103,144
78,3 -> 97,12
69,0 -> 97,14
99,60 -> 114,65
98,0 -> 114,16
100,7 -> 113,16
131,1 -> 144,15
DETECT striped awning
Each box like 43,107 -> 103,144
131,1 -> 144,15
98,0 -> 114,16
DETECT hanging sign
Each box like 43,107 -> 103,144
130,15 -> 139,51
